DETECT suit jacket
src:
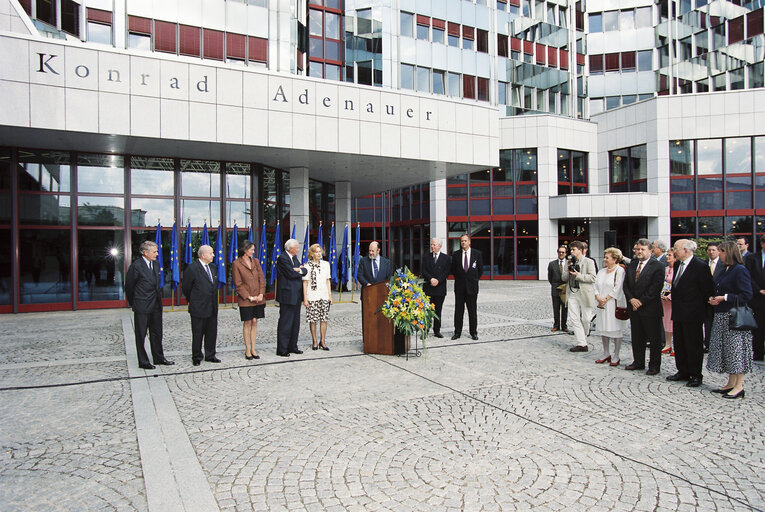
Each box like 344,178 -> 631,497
421,251 -> 450,297
275,252 -> 307,305
125,257 -> 162,313
671,256 -> 715,322
706,257 -> 726,283
357,256 -> 392,286
451,248 -> 483,295
713,264 -> 753,313
232,256 -> 266,307
623,258 -> 664,318
561,256 -> 596,309
654,253 -> 669,267
745,252 -> 765,309
547,258 -> 567,297
182,261 -> 219,318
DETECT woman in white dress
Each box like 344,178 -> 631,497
302,243 -> 333,350
593,247 -> 628,366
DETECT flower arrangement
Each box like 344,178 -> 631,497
379,266 -> 437,339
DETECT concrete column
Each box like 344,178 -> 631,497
290,167 -> 309,252
113,1 -> 126,49
537,144 -> 558,278
335,181 -> 352,280
429,179 -> 447,249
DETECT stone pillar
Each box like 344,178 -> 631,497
289,167 -> 309,252
429,179 -> 447,249
537,145 -> 558,279
335,181 -> 352,284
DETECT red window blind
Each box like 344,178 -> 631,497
559,49 -> 569,69
448,22 -> 460,36
87,8 -> 112,24
621,51 -> 636,69
462,26 -> 474,40
729,15 -> 744,44
432,18 -> 446,30
747,9 -> 763,37
154,21 -> 177,54
497,34 -> 508,57
477,77 -> 489,102
249,36 -> 268,63
589,54 -> 603,73
509,0 -> 520,5
128,15 -> 151,35
576,53 -> 585,65
536,43 -> 546,64
523,40 -> 533,54
463,74 -> 476,99
416,15 -> 430,26
511,37 -> 522,51
547,46 -> 557,67
19,0 -> 31,15
227,33 -> 246,59
605,52 -> 619,71
203,29 -> 224,60
179,25 -> 201,57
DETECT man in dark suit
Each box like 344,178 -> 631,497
652,240 -> 669,267
623,238 -> 665,375
357,241 -> 392,287
736,237 -> 750,258
583,242 -> 598,272
703,242 -> 726,352
421,237 -> 450,338
125,240 -> 174,370
547,246 -> 568,332
182,245 -> 220,366
668,239 -> 715,387
451,234 -> 483,340
745,235 -> 765,361
276,238 -> 308,357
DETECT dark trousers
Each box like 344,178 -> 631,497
752,306 -> 765,360
629,314 -> 662,370
134,308 -> 165,366
673,320 -> 705,378
277,303 -> 302,354
428,294 -> 445,334
552,294 -> 567,329
191,315 -> 218,363
454,292 -> 478,336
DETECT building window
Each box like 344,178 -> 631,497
433,70 -> 446,95
400,64 -> 414,90
447,72 -> 460,97
557,150 -> 588,195
476,29 -> 489,53
603,10 -> 618,31
400,12 -> 414,38
417,66 -> 430,93
589,13 -> 602,32
609,144 -> 647,192
154,20 -> 177,54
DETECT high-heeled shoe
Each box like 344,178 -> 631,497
609,359 -> 620,367
245,354 -> 253,360
319,344 -> 329,351
312,344 -> 318,351
595,355 -> 611,364
711,387 -> 734,394
661,347 -> 672,354
723,389 -> 745,399
252,354 -> 260,359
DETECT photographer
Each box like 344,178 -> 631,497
562,241 -> 597,352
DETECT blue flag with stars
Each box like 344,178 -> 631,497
317,223 -> 323,251
170,222 -> 180,290
329,223 -> 337,285
340,224 -> 349,286
201,222 -> 209,246
269,222 -> 281,286
258,222 -> 267,277
184,221 -> 193,264
247,224 -> 253,243
154,222 -> 165,288
228,223 -> 238,264
215,224 -> 226,289
291,222 -> 296,241
301,223 -> 309,264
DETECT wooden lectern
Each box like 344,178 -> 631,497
361,281 -> 395,355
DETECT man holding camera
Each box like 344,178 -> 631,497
562,241 -> 597,352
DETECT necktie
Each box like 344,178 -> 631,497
675,261 -> 685,283
635,262 -> 643,282
204,264 -> 212,282
464,251 -> 468,272
434,253 -> 438,263
372,259 -> 378,279
710,260 -> 716,276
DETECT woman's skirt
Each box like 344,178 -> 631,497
306,299 -> 330,323
706,311 -> 753,374
239,304 -> 265,322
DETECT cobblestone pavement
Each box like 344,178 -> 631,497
1,281 -> 763,511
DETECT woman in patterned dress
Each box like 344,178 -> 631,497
302,243 -> 333,350
660,248 -> 675,356
593,247 -> 628,366
706,241 -> 753,399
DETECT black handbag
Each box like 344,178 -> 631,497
729,296 -> 758,331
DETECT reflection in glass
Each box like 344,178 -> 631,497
131,156 -> 174,195
131,229 -> 173,297
698,216 -> 723,234
670,194 -> 695,211
18,150 -> 71,192
78,230 -> 125,301
130,197 -> 174,227
181,160 -> 220,197
78,196 -> 125,226
19,229 -> 71,304
400,64 -> 414,90
19,194 -> 70,225
78,154 -> 124,194
182,199 -> 221,226
697,139 -> 722,175
226,163 -> 251,199
756,137 -> 765,173
670,140 -> 692,176
725,137 -> 751,174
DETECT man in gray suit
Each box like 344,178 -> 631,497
562,241 -> 597,352
547,246 -> 568,332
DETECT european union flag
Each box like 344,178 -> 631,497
269,222 -> 281,286
329,223 -> 337,285
201,222 -> 209,246
154,222 -> 165,288
170,222 -> 180,290
353,223 -> 361,280
247,224 -> 253,243
340,224 -> 349,286
228,223 -> 238,264
317,222 -> 323,251
291,222 -> 296,241
301,223 -> 309,264
215,223 -> 226,289
258,221 -> 267,277
184,221 -> 193,264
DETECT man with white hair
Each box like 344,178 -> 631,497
652,240 -> 669,267
667,239 -> 715,387
276,238 -> 308,356
421,238 -> 450,338
182,245 -> 220,366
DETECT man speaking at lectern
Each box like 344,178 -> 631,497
357,241 -> 392,288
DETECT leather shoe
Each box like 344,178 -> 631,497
569,345 -> 588,352
139,363 -> 155,370
155,360 -> 175,366
625,363 -> 644,371
470,334 -> 478,340
646,368 -> 660,376
666,372 -> 689,381
551,327 -> 560,332
290,349 -> 304,355
686,377 -> 702,387
205,357 -> 221,363
433,332 -> 444,338
451,334 -> 461,340
711,387 -> 733,394
723,389 -> 745,399
192,360 -> 201,366
277,352 -> 290,357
